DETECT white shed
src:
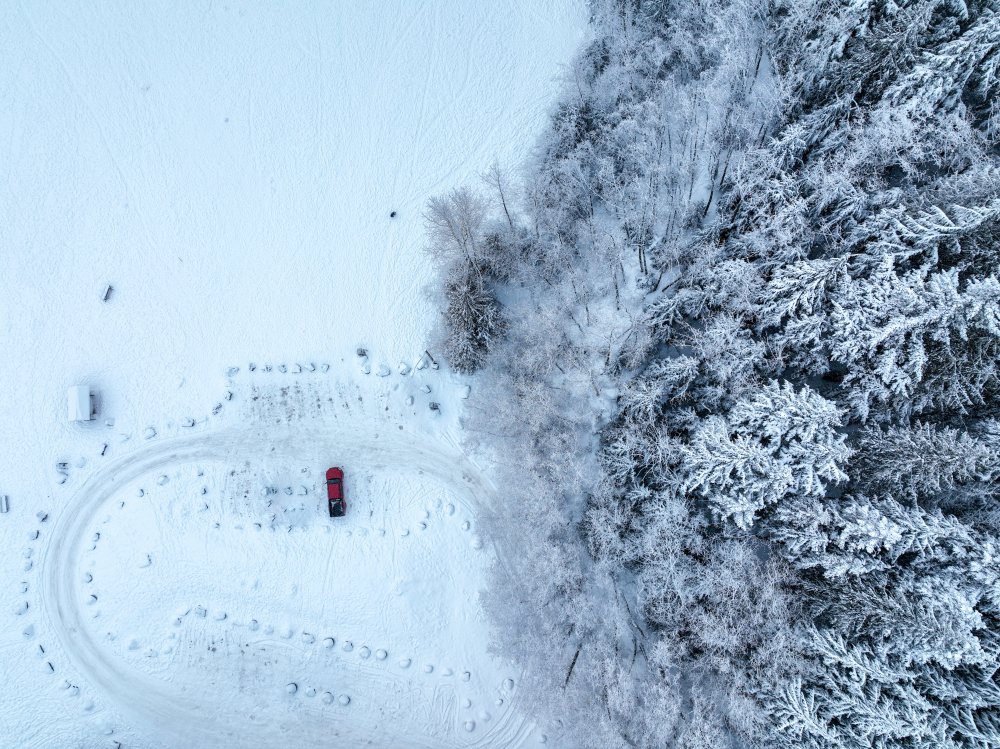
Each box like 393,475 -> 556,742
68,386 -> 94,422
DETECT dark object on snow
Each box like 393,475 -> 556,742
102,285 -> 114,302
390,211 -> 397,218
429,402 -> 440,412
326,467 -> 346,517
0,495 -> 9,513
356,348 -> 368,357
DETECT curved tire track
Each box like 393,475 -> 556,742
39,423 -> 529,748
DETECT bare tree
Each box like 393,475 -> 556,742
482,160 -> 517,231
425,187 -> 490,268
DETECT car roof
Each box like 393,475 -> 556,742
326,467 -> 344,479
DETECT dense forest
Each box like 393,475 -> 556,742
427,1 -> 1000,746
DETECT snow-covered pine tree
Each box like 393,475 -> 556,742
440,264 -> 505,373
683,381 -> 851,528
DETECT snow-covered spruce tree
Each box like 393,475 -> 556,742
853,421 -> 1000,515
768,492 -> 1000,748
683,381 -> 851,529
440,263 -> 506,374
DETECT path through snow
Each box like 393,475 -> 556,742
38,376 -> 528,747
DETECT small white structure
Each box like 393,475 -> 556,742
68,386 -> 94,422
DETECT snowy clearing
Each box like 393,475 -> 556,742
0,2 -> 585,746
42,377 -> 521,748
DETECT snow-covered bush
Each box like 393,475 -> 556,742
426,187 -> 508,373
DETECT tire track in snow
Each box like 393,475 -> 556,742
39,421 -> 533,748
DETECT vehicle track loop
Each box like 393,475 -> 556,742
39,424 -> 527,748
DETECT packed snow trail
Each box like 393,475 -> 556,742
39,423 -> 526,748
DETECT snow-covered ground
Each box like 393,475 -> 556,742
0,2 -> 585,746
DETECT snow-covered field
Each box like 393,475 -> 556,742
0,2 -> 585,746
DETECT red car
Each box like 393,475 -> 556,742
326,467 -> 346,517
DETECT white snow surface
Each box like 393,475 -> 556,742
0,2 -> 585,747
